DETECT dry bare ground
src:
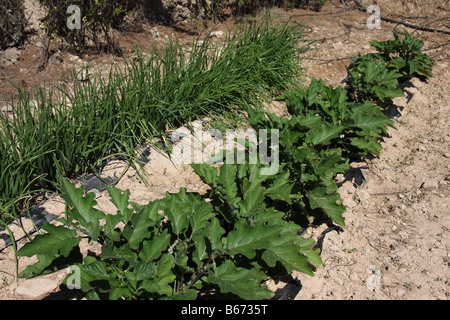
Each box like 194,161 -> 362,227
0,0 -> 448,300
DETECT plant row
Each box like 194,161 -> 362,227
15,30 -> 434,299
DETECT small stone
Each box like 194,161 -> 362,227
1,105 -> 13,112
357,189 -> 371,202
343,198 -> 357,208
15,278 -> 58,300
210,31 -> 224,38
49,51 -> 63,65
334,276 -> 344,286
1,47 -> 21,62
68,54 -> 82,63
333,41 -> 343,49
340,181 -> 356,195
349,273 -> 360,282
385,194 -> 397,202
397,289 -> 406,297
421,179 -> 439,191
399,230 -> 409,240
169,132 -> 187,142
150,27 -> 160,38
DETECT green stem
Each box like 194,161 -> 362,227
183,254 -> 218,293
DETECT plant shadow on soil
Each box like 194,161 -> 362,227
270,276 -> 302,300
43,284 -> 85,300
384,76 -> 428,119
338,164 -> 368,189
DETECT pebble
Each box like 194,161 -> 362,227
68,54 -> 82,63
421,179 -> 439,191
333,41 -> 343,49
349,273 -> 360,282
357,189 -> 371,202
150,27 -> 160,38
334,276 -> 344,286
1,47 -> 21,62
210,31 -> 224,38
399,230 -> 409,240
170,132 -> 187,142
343,198 -> 357,208
1,105 -> 13,112
15,278 -> 59,300
385,194 -> 397,202
397,289 -> 406,297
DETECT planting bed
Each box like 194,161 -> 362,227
0,1 -> 449,300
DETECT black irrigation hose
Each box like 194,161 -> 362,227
302,56 -> 354,62
312,225 -> 345,254
353,0 -> 450,35
423,41 -> 450,52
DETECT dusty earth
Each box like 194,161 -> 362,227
0,1 -> 449,300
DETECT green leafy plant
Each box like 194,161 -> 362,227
282,78 -> 395,156
246,78 -> 396,226
346,30 -> 434,105
17,154 -> 321,300
346,53 -> 405,105
369,30 -> 434,79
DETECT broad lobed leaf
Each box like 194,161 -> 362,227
207,260 -> 273,300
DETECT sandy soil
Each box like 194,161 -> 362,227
0,0 -> 448,300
